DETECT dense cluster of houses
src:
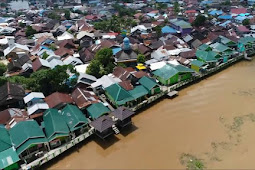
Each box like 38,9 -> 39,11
0,0 -> 255,169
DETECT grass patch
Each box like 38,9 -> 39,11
180,153 -> 205,170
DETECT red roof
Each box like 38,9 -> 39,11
85,15 -> 97,20
231,8 -> 247,14
237,26 -> 250,32
44,92 -> 73,109
185,10 -> 196,14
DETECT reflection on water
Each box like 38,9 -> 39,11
46,60 -> 255,169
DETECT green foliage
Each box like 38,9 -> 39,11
137,54 -> 146,63
156,3 -> 167,10
0,76 -> 7,86
93,15 -> 136,32
19,22 -> 26,28
192,15 -> 206,27
86,48 -> 115,78
49,44 -> 57,51
42,52 -> 49,59
48,12 -> 61,20
221,0 -> 231,5
174,2 -> 180,15
0,3 -> 7,7
154,25 -> 163,38
25,26 -> 37,37
117,63 -> 127,68
95,48 -> 113,66
28,65 -> 78,95
0,63 -> 7,76
242,19 -> 250,26
86,59 -> 101,78
64,10 -> 71,20
112,4 -> 136,17
8,76 -> 32,89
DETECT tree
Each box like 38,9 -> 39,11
19,22 -> 26,28
42,52 -> 49,59
29,65 -> 78,95
86,59 -> 101,78
48,12 -> 61,20
154,25 -> 162,38
137,54 -> 146,63
25,26 -> 37,37
174,2 -> 180,15
49,44 -> 57,51
192,15 -> 206,27
0,63 -> 7,76
95,48 -> 113,67
0,76 -> 7,87
242,19 -> 250,26
64,10 -> 71,20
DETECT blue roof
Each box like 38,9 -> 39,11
235,16 -> 246,21
209,10 -> 223,16
219,20 -> 231,27
201,0 -> 212,3
112,47 -> 122,55
218,15 -> 232,20
161,26 -> 177,34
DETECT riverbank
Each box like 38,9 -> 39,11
45,59 -> 255,169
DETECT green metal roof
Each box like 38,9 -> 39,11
239,36 -> 255,45
219,36 -> 236,45
153,64 -> 179,80
43,109 -> 70,142
16,138 -> 48,155
170,19 -> 192,29
138,76 -> 158,91
169,64 -> 195,73
0,147 -> 19,169
129,85 -> 148,99
0,126 -> 12,152
211,43 -> 231,53
196,50 -> 218,62
9,120 -> 47,155
61,104 -> 89,132
191,60 -> 205,67
86,103 -> 110,119
198,44 -> 211,51
105,83 -> 134,105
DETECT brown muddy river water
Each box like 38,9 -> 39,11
46,60 -> 255,169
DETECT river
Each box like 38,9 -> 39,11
45,59 -> 255,169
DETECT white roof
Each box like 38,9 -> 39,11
27,103 -> 49,116
0,36 -> 14,45
24,92 -> 45,104
46,55 -> 61,62
167,60 -> 180,66
76,31 -> 94,39
38,58 -> 51,68
4,43 -> 29,56
151,48 -> 169,61
63,56 -> 83,65
75,64 -> 89,73
131,25 -> 147,33
91,75 -> 121,89
150,61 -> 166,71
34,32 -> 54,39
49,58 -> 64,69
57,31 -> 74,41
78,73 -> 97,84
